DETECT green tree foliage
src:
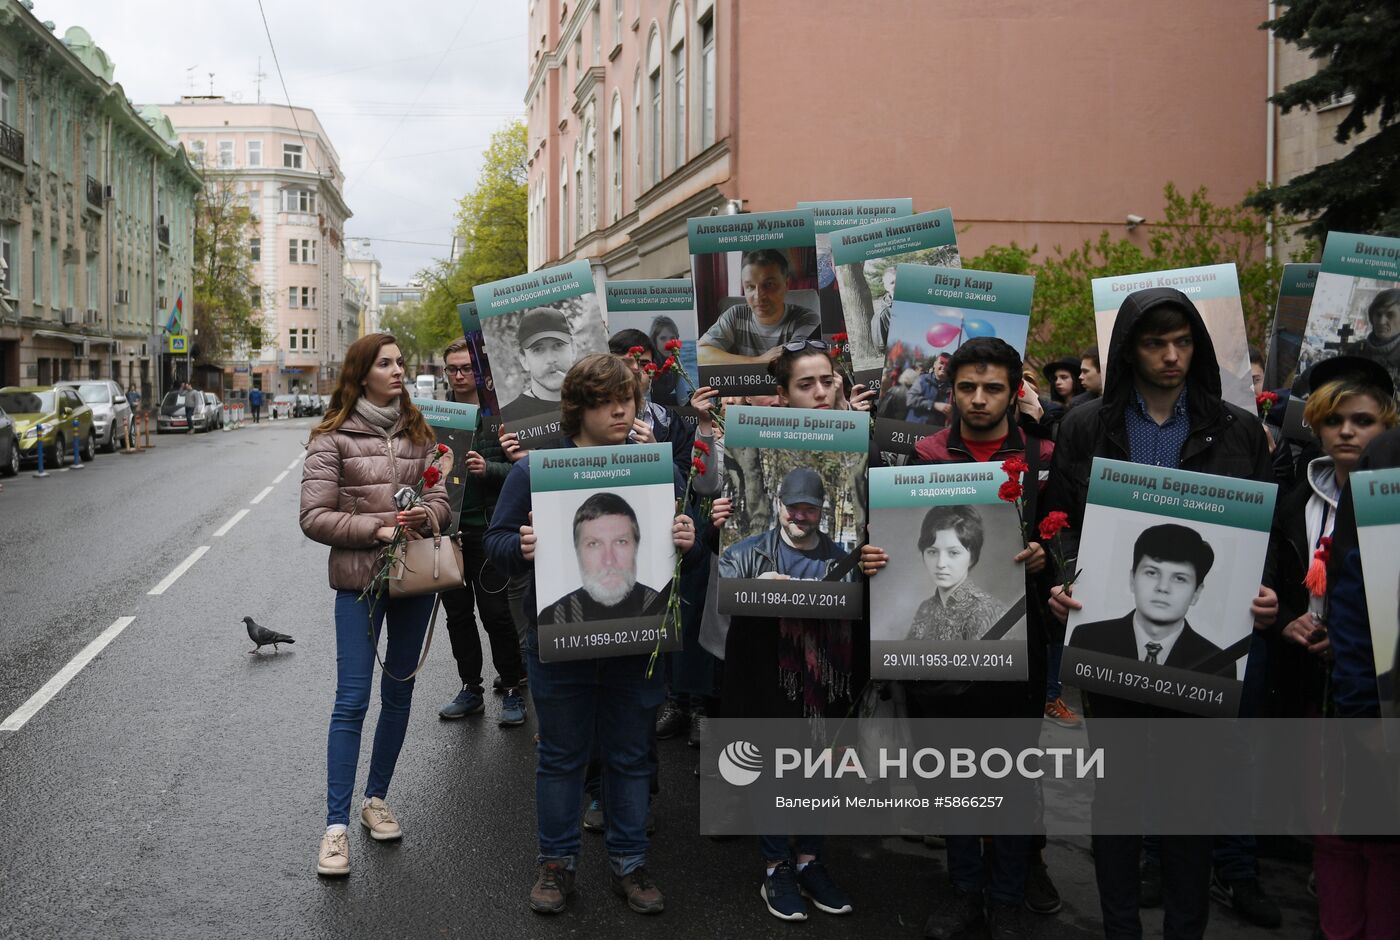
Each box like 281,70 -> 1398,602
964,184 -> 1286,363
1245,0 -> 1400,238
378,300 -> 436,375
192,176 -> 264,362
420,120 -> 528,348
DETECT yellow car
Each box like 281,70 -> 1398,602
0,385 -> 97,468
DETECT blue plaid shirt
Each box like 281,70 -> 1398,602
1125,387 -> 1190,468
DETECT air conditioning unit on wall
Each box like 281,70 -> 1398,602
61,307 -> 78,325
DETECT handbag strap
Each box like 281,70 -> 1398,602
367,592 -> 440,683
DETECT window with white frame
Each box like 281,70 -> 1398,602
249,237 -> 260,262
585,115 -> 597,232
217,140 -> 234,168
87,254 -> 97,309
701,13 -> 716,148
669,5 -> 686,171
247,140 -> 262,167
613,0 -> 624,47
31,232 -> 40,302
574,141 -> 585,240
0,222 -> 16,296
632,70 -> 642,199
560,158 -> 569,250
282,189 -> 316,213
647,30 -> 662,185
609,94 -> 623,222
302,328 -> 312,351
288,239 -> 317,263
283,143 -> 304,169
592,7 -> 601,64
289,327 -> 298,350
0,73 -> 15,126
189,139 -> 206,167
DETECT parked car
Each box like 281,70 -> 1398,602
318,394 -> 332,413
0,404 -> 18,477
0,386 -> 97,467
296,393 -> 322,416
157,389 -> 218,433
58,379 -> 134,452
414,374 -> 437,398
204,392 -> 224,430
270,394 -> 298,419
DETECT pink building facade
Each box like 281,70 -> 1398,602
527,0 -> 1272,279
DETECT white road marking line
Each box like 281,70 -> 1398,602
272,470 -> 289,484
147,546 -> 211,596
251,486 -> 274,505
287,454 -> 304,470
213,509 -> 250,537
0,617 -> 137,733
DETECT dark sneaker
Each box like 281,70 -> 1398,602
583,799 -> 604,833
986,899 -> 1030,939
529,861 -> 575,914
923,887 -> 984,939
655,699 -> 688,739
1024,856 -> 1063,914
612,865 -> 665,914
1139,859 -> 1162,909
438,686 -> 484,719
761,861 -> 808,921
499,688 -> 526,726
493,674 -> 527,694
687,707 -> 709,749
796,859 -> 852,914
1211,873 -> 1282,928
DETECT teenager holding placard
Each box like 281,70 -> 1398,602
1042,288 -> 1277,939
484,354 -> 709,916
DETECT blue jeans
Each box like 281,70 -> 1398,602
948,835 -> 1031,904
761,833 -> 824,864
525,633 -> 664,876
326,590 -> 435,826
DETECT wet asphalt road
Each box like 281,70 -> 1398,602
0,418 -> 1318,939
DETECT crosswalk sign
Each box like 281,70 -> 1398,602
168,334 -> 188,354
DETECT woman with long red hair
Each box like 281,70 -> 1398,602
299,333 -> 450,877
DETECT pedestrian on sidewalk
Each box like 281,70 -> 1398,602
435,336 -> 527,726
299,332 -> 451,878
249,387 -> 263,424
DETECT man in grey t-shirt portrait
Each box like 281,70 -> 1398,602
698,248 -> 820,365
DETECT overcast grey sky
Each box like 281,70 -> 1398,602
37,0 -> 527,284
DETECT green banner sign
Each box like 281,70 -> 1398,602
1352,468 -> 1400,528
456,301 -> 480,334
724,405 -> 870,453
797,198 -> 915,233
532,443 -> 674,492
1278,263 -> 1319,299
687,209 -> 815,254
1092,263 -> 1241,310
1320,231 -> 1400,282
414,397 -> 479,431
890,264 -> 1035,315
868,463 -> 1008,508
1086,458 -> 1278,531
604,279 -> 694,312
474,259 -> 596,317
829,209 -> 957,265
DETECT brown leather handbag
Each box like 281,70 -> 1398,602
387,509 -> 465,597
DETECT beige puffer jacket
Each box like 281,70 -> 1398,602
299,410 -> 452,591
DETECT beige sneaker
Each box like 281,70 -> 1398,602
360,797 -> 402,841
317,829 -> 350,877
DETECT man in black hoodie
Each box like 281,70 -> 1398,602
1041,288 -> 1278,939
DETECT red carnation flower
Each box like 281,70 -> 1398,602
692,439 -> 711,456
1038,511 -> 1071,542
436,442 -> 450,454
998,480 -> 1023,503
662,356 -> 677,371
664,338 -> 683,352
828,348 -> 840,359
642,362 -> 659,376
1001,456 -> 1029,478
422,465 -> 442,488
627,345 -> 646,357
691,457 -> 707,475
831,332 -> 849,343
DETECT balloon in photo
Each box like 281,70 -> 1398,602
925,323 -> 961,348
963,318 -> 996,339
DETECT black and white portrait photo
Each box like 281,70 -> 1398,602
480,296 -> 609,418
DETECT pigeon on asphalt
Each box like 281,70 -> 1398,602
243,616 -> 295,654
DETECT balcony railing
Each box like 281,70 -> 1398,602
85,175 -> 103,209
0,121 -> 23,165
157,224 -> 170,248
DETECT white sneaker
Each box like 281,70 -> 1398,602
360,797 -> 402,841
317,829 -> 350,876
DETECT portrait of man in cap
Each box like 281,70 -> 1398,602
515,306 -> 576,404
719,467 -> 852,581
1068,523 -> 1235,676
